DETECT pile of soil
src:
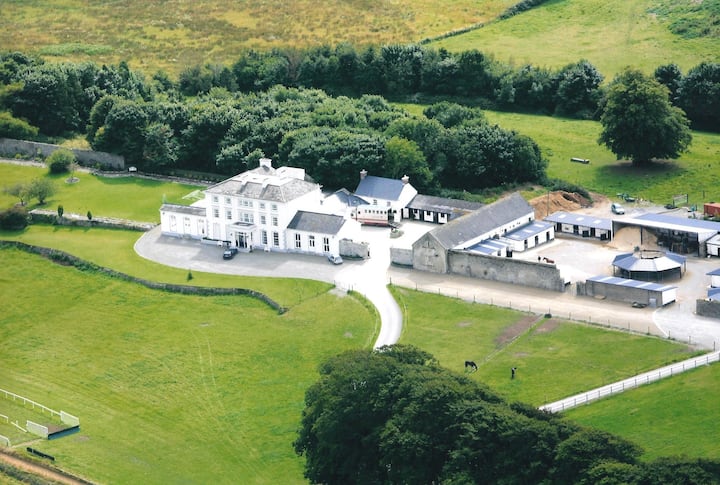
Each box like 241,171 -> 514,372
529,191 -> 593,219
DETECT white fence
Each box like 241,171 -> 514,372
0,435 -> 9,447
540,351 -> 720,413
0,388 -> 80,427
26,420 -> 49,438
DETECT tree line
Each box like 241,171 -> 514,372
294,345 -> 720,484
0,52 -> 548,195
182,44 -> 719,130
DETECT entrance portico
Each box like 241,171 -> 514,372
228,222 -> 256,251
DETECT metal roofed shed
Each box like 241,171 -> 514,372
583,275 -> 677,307
612,212 -> 720,256
403,194 -> 484,224
544,211 -> 612,240
611,251 -> 686,282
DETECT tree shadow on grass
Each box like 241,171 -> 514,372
596,159 -> 685,178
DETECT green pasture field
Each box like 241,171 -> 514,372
392,105 -> 720,205
481,111 -> 720,205
0,0 -> 510,76
0,162 -> 202,223
391,287 -> 701,406
567,364 -> 720,461
433,0 -> 720,78
393,287 -> 720,460
0,247 -> 376,484
0,225 -> 331,309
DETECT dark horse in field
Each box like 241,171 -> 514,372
465,360 -> 478,372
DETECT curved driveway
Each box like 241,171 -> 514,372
136,222 -> 720,351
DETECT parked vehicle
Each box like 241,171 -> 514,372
223,247 -> 239,260
327,254 -> 343,265
611,202 -> 625,215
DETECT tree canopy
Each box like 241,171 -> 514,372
598,68 -> 692,164
294,345 -> 720,484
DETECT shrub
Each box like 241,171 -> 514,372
47,149 -> 77,174
0,206 -> 29,230
87,210 -> 93,221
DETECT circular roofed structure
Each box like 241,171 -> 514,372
612,250 -> 686,282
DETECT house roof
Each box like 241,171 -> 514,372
160,203 -> 206,216
354,175 -> 407,202
406,194 -> 484,217
287,211 -> 346,235
624,213 -> 720,235
545,211 -> 613,231
327,188 -> 369,208
205,164 -> 318,203
427,192 -> 534,250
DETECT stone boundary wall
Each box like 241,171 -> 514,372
390,247 -> 413,266
30,209 -> 155,232
448,250 -> 567,292
0,138 -> 124,169
0,241 -> 287,314
696,299 -> 720,319
339,238 -> 370,259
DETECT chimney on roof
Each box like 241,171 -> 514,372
360,169 -> 367,180
259,158 -> 272,168
401,174 -> 410,185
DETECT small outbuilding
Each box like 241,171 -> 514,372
402,195 -> 484,224
584,275 -> 677,307
708,268 -> 720,288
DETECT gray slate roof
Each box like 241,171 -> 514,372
287,211 -> 346,235
329,188 -> 369,207
612,252 -> 685,272
206,165 -> 318,203
355,175 -> 406,201
160,203 -> 206,216
428,192 -> 533,249
406,194 -> 484,217
587,275 -> 677,292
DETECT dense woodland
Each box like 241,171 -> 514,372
0,47 -> 718,195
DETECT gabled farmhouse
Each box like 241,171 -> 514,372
353,170 -> 418,224
412,192 -> 554,273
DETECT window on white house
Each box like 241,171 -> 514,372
212,195 -> 219,203
272,216 -> 278,226
225,197 -> 231,205
225,210 -> 232,220
295,233 -> 301,249
273,232 -> 280,247
259,202 -> 265,210
242,212 -> 253,223
309,235 -> 315,248
323,237 -> 330,252
212,207 -> 219,218
260,215 -> 266,225
261,230 -> 268,245
271,204 -> 278,212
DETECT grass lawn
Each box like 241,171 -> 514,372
433,0 -> 720,78
0,0 -> 509,76
0,224 -> 330,309
0,247 -> 376,484
566,364 -> 720,461
0,162 -> 203,223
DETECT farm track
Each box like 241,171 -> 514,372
0,448 -> 94,485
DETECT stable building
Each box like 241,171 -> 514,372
285,210 -> 361,257
545,211 -> 612,241
402,195 -> 484,224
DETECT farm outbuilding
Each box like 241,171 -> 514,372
583,275 -> 677,307
708,268 -> 720,288
402,195 -> 484,224
544,211 -> 612,241
611,251 -> 686,282
159,203 -> 207,239
612,213 -> 720,256
707,234 -> 720,257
